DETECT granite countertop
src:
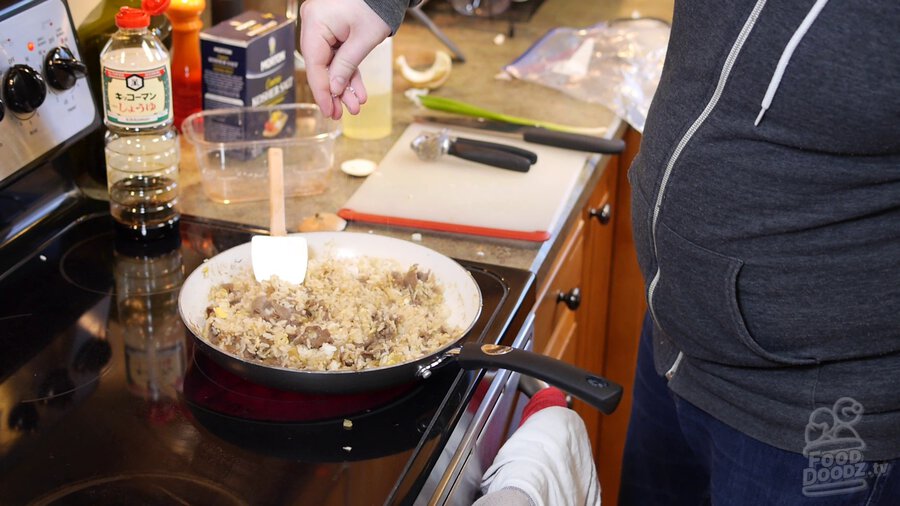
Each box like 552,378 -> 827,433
89,0 -> 673,285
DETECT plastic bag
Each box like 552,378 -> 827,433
504,18 -> 670,133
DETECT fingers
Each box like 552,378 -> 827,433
340,86 -> 361,115
336,71 -> 367,115
298,0 -> 390,119
347,71 -> 367,105
300,38 -> 338,118
299,1 -> 340,117
330,94 -> 343,120
326,30 -> 388,98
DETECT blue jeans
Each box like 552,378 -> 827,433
619,314 -> 899,506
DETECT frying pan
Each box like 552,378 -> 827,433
178,232 -> 622,414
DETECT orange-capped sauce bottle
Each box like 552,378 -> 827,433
165,0 -> 205,130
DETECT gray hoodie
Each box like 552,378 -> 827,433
366,0 -> 900,460
631,0 -> 900,459
363,0 -> 419,34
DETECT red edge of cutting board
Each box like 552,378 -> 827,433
337,208 -> 551,242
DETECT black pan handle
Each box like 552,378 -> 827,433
453,343 -> 623,415
522,127 -> 625,154
447,142 -> 532,173
455,137 -> 539,164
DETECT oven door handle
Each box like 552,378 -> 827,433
427,311 -> 535,506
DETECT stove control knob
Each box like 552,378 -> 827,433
3,64 -> 47,114
44,46 -> 87,90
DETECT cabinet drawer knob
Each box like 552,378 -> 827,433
557,287 -> 582,311
589,203 -> 612,225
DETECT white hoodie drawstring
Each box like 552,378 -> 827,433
754,0 -> 831,126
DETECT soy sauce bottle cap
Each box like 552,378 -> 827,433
115,7 -> 150,28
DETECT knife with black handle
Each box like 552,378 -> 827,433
414,115 -> 626,154
521,127 -> 625,154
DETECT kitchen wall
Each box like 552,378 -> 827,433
68,0 -> 98,26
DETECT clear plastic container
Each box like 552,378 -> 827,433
181,103 -> 340,203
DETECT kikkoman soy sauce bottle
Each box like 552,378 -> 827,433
100,0 -> 180,241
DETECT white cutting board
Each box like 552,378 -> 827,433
338,123 -> 590,242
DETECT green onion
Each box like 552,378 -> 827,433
418,95 -> 604,135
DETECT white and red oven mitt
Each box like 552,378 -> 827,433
475,387 -> 601,506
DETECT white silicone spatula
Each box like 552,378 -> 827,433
251,147 -> 308,284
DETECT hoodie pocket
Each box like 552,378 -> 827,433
652,222 -> 816,367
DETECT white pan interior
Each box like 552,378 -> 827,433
178,231 -> 483,360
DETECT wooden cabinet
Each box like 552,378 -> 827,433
529,127 -> 646,506
594,128 -> 646,506
533,218 -> 584,359
530,152 -> 620,449
573,152 -> 619,450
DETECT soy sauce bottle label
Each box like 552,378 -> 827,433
102,63 -> 171,127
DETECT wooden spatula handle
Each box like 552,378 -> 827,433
268,147 -> 287,237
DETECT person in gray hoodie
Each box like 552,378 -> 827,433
299,0 -> 900,503
619,1 -> 899,504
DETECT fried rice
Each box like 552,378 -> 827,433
204,257 -> 461,371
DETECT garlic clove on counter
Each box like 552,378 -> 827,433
298,212 -> 348,232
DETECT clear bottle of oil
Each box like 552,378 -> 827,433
342,37 -> 392,140
101,1 -> 180,240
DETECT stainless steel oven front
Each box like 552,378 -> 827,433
418,311 -> 536,505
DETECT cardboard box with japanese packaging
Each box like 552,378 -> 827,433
199,11 -> 295,159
